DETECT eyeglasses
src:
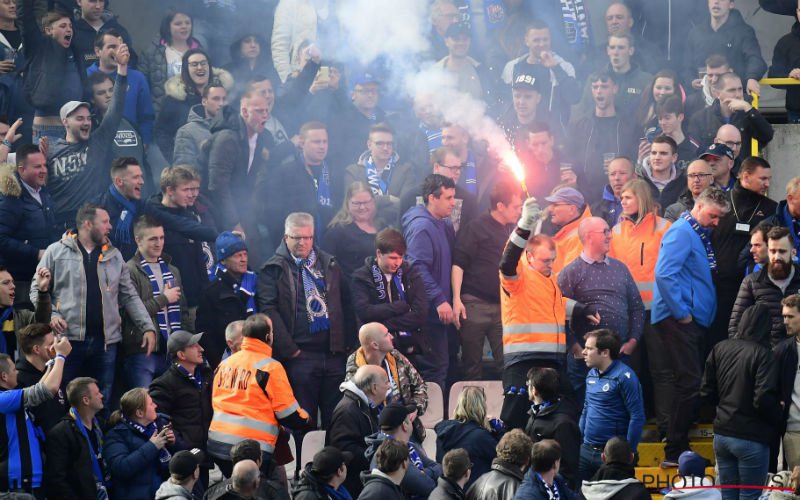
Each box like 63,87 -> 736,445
439,163 -> 464,172
188,60 -> 209,69
349,200 -> 374,208
372,141 -> 394,148
286,235 -> 313,241
687,173 -> 713,180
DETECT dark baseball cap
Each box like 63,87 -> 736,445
511,62 -> 548,94
311,447 -> 354,476
544,186 -> 585,207
169,449 -> 205,480
167,330 -> 204,357
699,142 -> 734,161
379,402 -> 417,429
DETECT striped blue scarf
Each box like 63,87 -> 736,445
209,263 -> 257,314
682,211 -> 717,271
296,249 -> 330,334
141,257 -> 182,341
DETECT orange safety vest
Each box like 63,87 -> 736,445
209,337 -> 308,455
551,206 -> 592,276
500,257 -> 567,365
608,213 -> 671,309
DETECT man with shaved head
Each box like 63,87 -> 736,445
329,364 -> 386,495
664,160 -> 715,222
344,322 -> 429,443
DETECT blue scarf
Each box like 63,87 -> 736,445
209,263 -> 257,314
463,150 -> 477,194
682,211 -> 717,271
370,262 -> 411,339
70,408 -> 106,486
365,153 -> 397,196
781,203 -> 800,250
296,249 -> 330,334
175,362 -> 202,390
141,257 -> 182,341
122,416 -> 171,465
325,485 -> 354,500
602,185 -> 621,225
557,0 -> 591,52
0,307 -> 12,354
108,184 -> 137,246
300,152 -> 332,209
419,123 -> 442,153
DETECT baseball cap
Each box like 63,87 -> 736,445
445,23 -> 470,39
379,402 -> 417,429
169,449 -> 205,480
678,451 -> 707,477
167,330 -> 204,357
511,62 -> 548,94
544,186 -> 585,207
699,143 -> 734,161
351,73 -> 379,88
311,447 -> 354,476
59,101 -> 90,121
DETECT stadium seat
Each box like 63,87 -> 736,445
420,382 -> 444,428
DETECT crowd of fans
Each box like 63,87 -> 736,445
3,0 -> 800,499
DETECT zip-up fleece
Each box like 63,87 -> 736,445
30,234 -> 154,344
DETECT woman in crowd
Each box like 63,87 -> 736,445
104,388 -> 176,500
636,70 -> 682,137
322,181 -> 385,278
154,48 -> 233,164
140,9 -> 202,116
608,178 -> 672,439
434,386 -> 498,489
20,2 -> 85,143
224,33 -> 279,100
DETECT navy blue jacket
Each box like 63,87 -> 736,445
579,360 -> 646,451
93,187 -> 147,261
515,470 -> 577,500
0,171 -> 59,280
103,417 -> 172,500
434,420 -> 497,490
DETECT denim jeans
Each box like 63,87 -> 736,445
124,352 -> 169,389
62,337 -> 118,409
714,434 -> 769,500
788,111 -> 800,124
579,443 -> 604,485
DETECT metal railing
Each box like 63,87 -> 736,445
751,77 -> 800,157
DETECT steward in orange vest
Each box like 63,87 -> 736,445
208,314 -> 311,466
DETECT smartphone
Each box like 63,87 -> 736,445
316,66 -> 330,85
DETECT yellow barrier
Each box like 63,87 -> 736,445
751,77 -> 800,157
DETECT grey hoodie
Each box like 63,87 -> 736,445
664,477 -> 721,499
31,234 -> 154,344
581,478 -> 645,500
339,379 -> 371,405
173,104 -> 213,167
154,480 -> 193,500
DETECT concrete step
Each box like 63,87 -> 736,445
641,423 -> 714,442
635,466 -> 716,491
637,441 -> 715,467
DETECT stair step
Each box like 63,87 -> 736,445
635,467 -> 716,491
641,424 -> 714,442
637,442 -> 715,467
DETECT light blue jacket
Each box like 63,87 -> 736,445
651,217 -> 717,327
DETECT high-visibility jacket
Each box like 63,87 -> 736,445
500,257 -> 568,368
208,337 -> 308,458
608,213 -> 671,309
552,206 -> 592,275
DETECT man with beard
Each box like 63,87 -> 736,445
30,203 -> 154,407
729,227 -> 800,348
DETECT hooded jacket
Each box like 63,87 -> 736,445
173,104 -> 212,167
0,167 -> 59,280
327,380 -> 379,496
581,462 -> 650,500
31,234 -> 154,345
515,470 -> 577,500
575,63 -> 653,118
770,22 -> 800,112
637,160 -> 687,216
434,420 -> 496,489
401,205 -> 456,323
364,432 -> 441,498
700,303 -> 783,443
293,462 -> 340,500
344,151 -> 417,223
729,264 -> 800,347
154,480 -> 193,500
358,471 -> 406,500
626,0 -> 706,65
664,476 -> 721,499
86,63 -> 155,143
139,37 -> 202,116
687,99 -> 773,160
47,72 -> 127,225
683,9 -> 766,85
71,12 -> 138,69
464,460 -> 525,500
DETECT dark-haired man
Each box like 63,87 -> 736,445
580,437 -> 649,500
401,174 -> 456,391
0,144 -> 59,303
516,440 -> 576,500
86,72 -> 144,167
173,84 -> 226,166
294,446 -> 353,500
93,156 -> 145,260
637,135 -> 686,214
775,294 -> 800,471
15,323 -> 65,433
72,2 -> 137,69
578,329 -> 644,483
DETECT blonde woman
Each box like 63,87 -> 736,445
608,178 -> 672,440
434,386 -> 498,488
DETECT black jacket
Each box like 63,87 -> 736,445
682,9 -> 767,85
0,171 -> 59,280
196,268 -> 256,369
464,460 -> 524,500
257,242 -> 352,360
638,167 -> 687,217
326,384 -> 379,496
430,477 -> 466,500
769,22 -> 800,112
434,420 -> 496,490
729,264 -> 800,347
71,13 -> 138,69
524,400 -> 580,489
711,182 -> 778,281
350,258 -> 428,355
700,303 -> 783,444
146,194 -> 218,307
358,472 -> 405,500
148,363 -> 213,459
581,462 -> 650,500
687,99 -> 774,160
663,190 -> 694,222
293,463 -> 339,500
14,356 -> 66,434
774,335 -> 800,429
327,103 -> 387,172
44,415 -> 106,500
